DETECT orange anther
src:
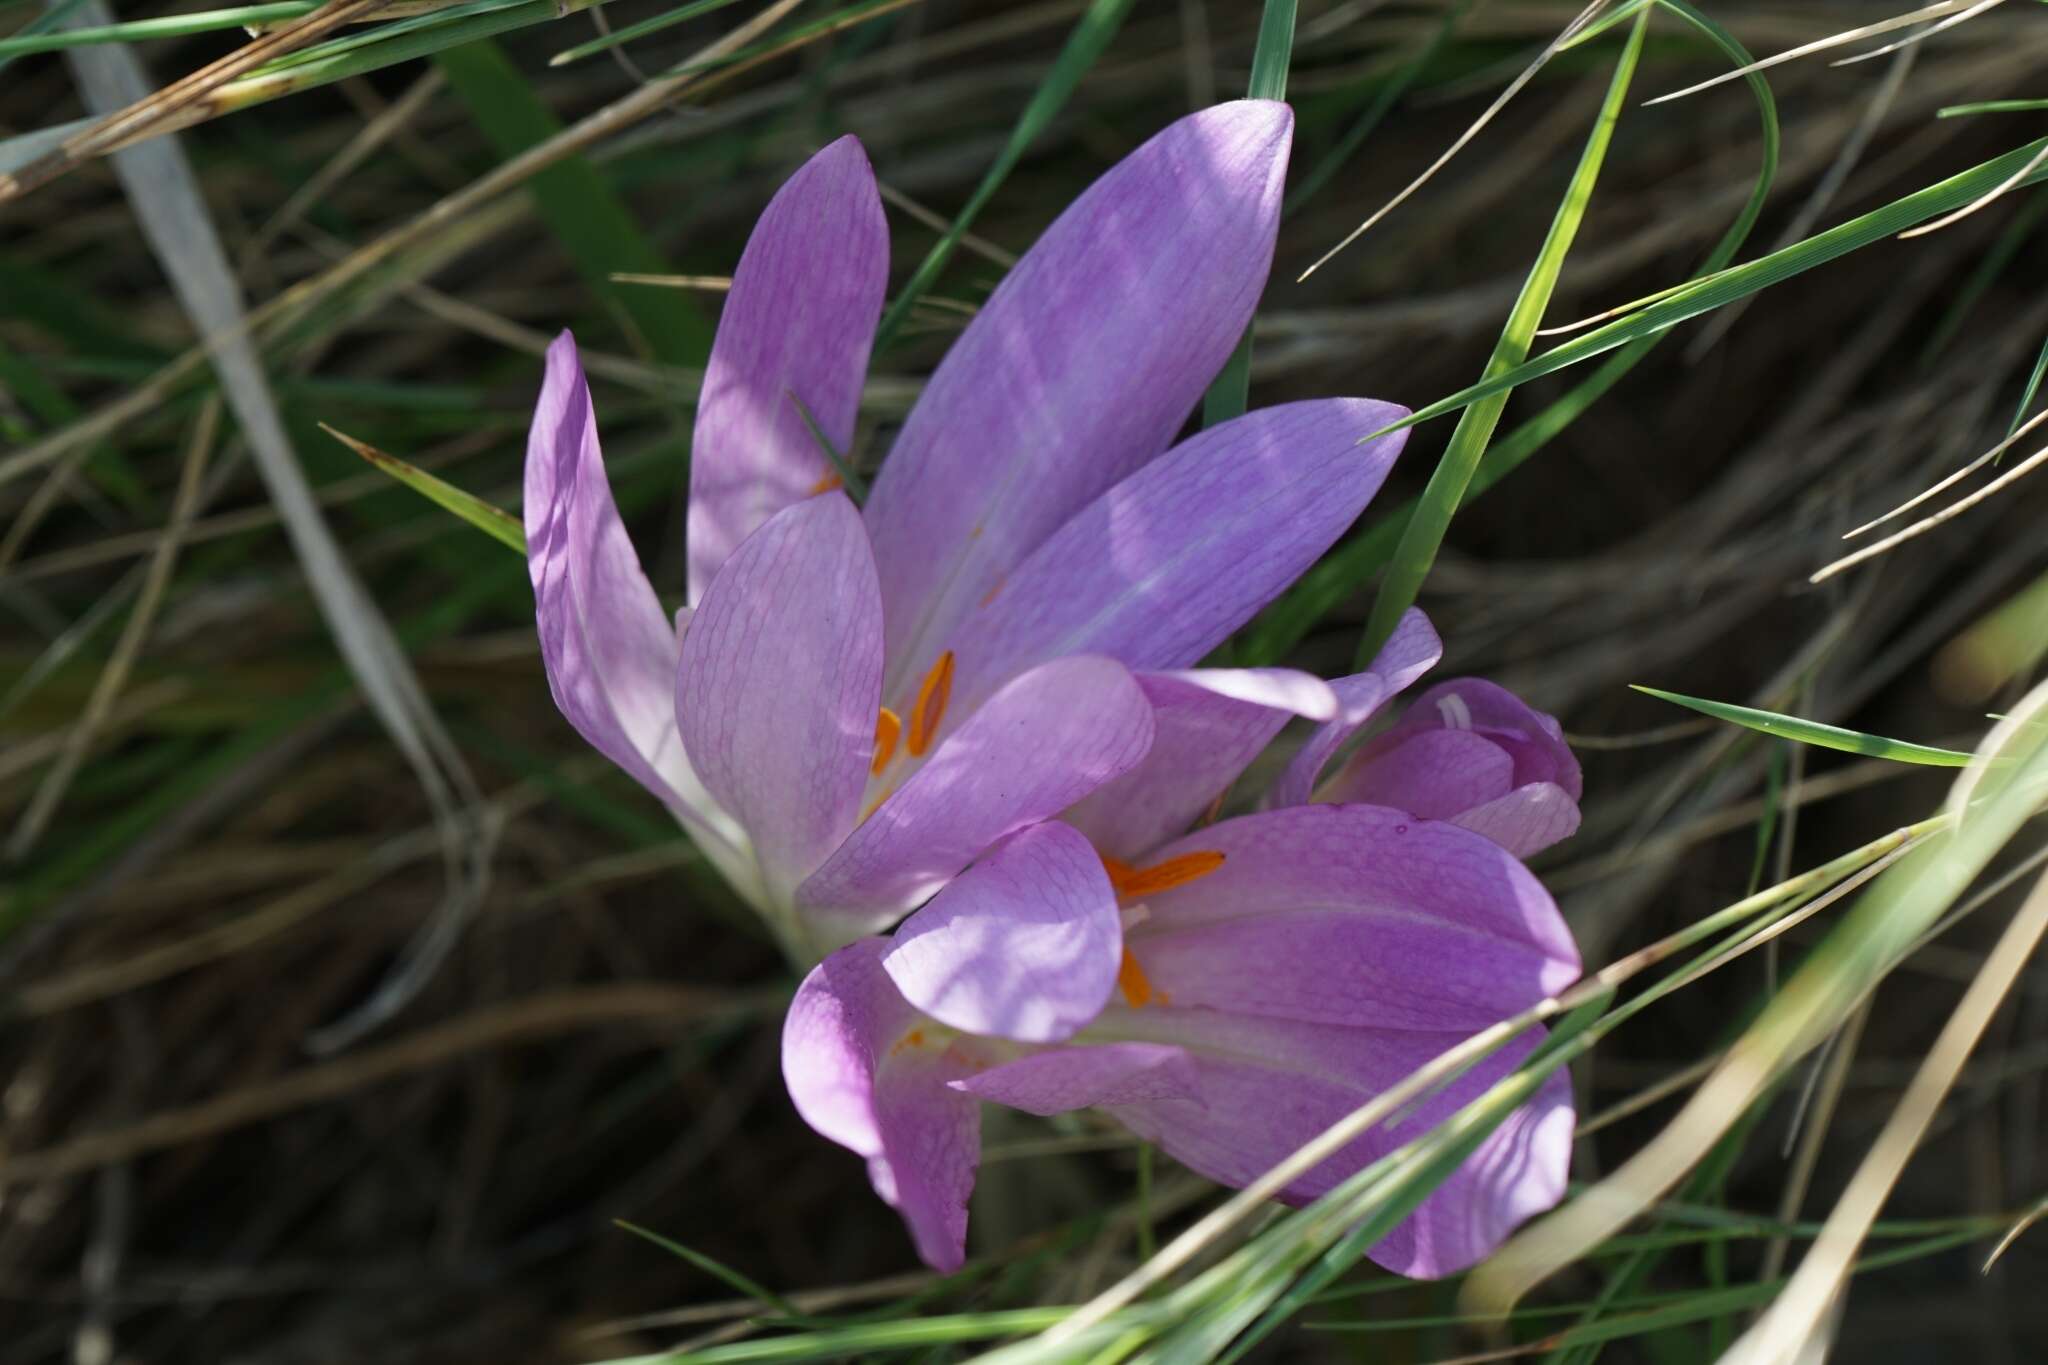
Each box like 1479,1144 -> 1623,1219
871,707 -> 902,775
889,1027 -> 927,1057
1117,949 -> 1166,1008
905,651 -> 954,757
808,472 -> 846,495
1101,850 -> 1226,901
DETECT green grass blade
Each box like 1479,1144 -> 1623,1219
323,424 -> 526,553
1940,98 -> 2048,117
1632,686 -> 1975,767
548,0 -> 744,66
1356,6 -> 1649,665
1241,0 -> 1780,665
1376,134 -> 2048,439
869,0 -> 1137,354
1198,0 -> 1294,430
435,39 -> 713,367
614,1220 -> 800,1319
0,2 -> 314,55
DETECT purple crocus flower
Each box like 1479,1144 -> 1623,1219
525,100 -> 1413,962
782,611 -> 1583,1276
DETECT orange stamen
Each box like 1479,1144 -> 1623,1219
889,1027 -> 927,1057
808,472 -> 845,495
905,651 -> 954,757
1101,850 -> 1226,901
1117,949 -> 1166,1008
871,707 -> 902,775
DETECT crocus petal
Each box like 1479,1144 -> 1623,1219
1267,608 -> 1442,809
1066,668 -> 1335,861
865,101 -> 1293,700
1095,1009 -> 1573,1278
783,939 -> 982,1271
527,332 -> 721,834
883,822 -> 1121,1044
687,136 -> 887,604
1128,805 -> 1579,1029
676,492 -> 883,900
1391,678 -> 1583,798
944,400 -> 1410,718
1452,783 -> 1582,858
1319,729 -> 1514,817
798,656 -> 1154,936
954,1042 -> 1199,1115
1317,676 -> 1582,854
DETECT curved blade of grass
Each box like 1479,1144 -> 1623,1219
1196,0 -> 1294,429
0,0 -> 313,56
1241,0 -> 1779,664
1368,133 -> 2048,442
869,0 -> 1136,354
615,1221 -> 800,1320
548,0 -> 743,67
1633,686 -> 1975,767
322,424 -> 525,553
1356,4 -> 1649,664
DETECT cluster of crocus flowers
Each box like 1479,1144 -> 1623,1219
525,99 -> 1583,1278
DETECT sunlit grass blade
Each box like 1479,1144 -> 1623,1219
1241,0 -> 1778,664
1356,5 -> 1649,664
1197,0 -> 1293,429
0,2 -> 315,56
1632,686 -> 1976,767
1941,98 -> 2048,117
869,0 -> 1136,354
323,424 -> 526,553
549,0 -> 743,66
1935,566 -> 2048,702
1372,134 -> 2048,439
1639,0 -> 1961,105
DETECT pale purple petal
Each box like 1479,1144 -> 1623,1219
1452,783 -> 1582,859
676,492 -> 882,899
1095,1010 -> 1572,1277
797,656 -> 1154,934
943,400 -> 1410,719
1267,608 -> 1442,808
883,823 -> 1121,1044
1386,678 -> 1582,799
1066,668 -> 1335,861
1126,804 -> 1579,1028
1319,676 -> 1583,854
1321,729 -> 1513,817
687,136 -> 887,604
526,331 -> 709,827
784,939 -> 983,1271
954,1042 -> 1199,1116
865,101 -> 1293,701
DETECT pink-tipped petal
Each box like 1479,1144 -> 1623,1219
943,399 -> 1410,718
676,493 -> 883,900
687,137 -> 887,603
866,102 -> 1294,700
527,332 -> 721,837
1129,805 -> 1579,1029
955,1042 -> 1200,1115
1066,668 -> 1335,861
783,939 -> 983,1271
1267,608 -> 1442,809
884,822 -> 1122,1044
798,655 -> 1154,936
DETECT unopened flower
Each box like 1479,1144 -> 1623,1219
783,612 -> 1582,1275
525,101 -> 1411,961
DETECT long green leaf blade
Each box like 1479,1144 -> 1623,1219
1632,686 -> 1975,767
